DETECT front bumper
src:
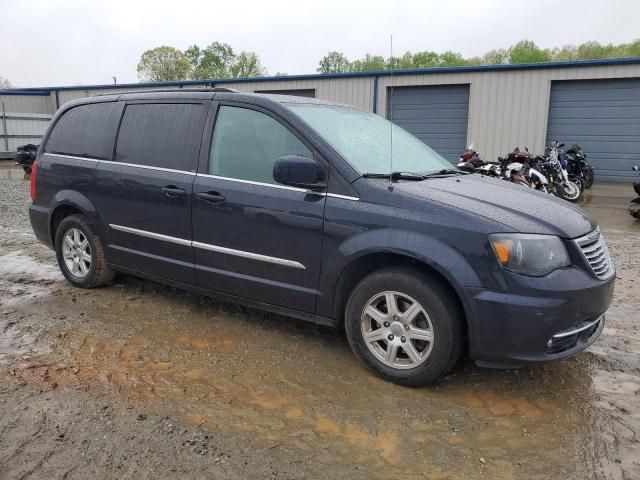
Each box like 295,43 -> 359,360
465,265 -> 614,366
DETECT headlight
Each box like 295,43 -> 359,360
489,234 -> 571,276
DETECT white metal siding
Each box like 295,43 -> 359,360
221,77 -> 373,110
0,112 -> 51,150
0,95 -> 53,114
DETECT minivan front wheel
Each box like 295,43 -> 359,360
345,268 -> 463,386
55,215 -> 114,288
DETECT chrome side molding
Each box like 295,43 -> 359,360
109,224 -> 192,247
192,241 -> 305,269
108,224 -> 305,270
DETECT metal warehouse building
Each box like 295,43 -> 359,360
2,57 -> 640,181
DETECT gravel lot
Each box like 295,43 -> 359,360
0,162 -> 638,479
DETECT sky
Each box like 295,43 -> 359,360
1,0 -> 639,88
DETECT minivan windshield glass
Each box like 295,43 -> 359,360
286,104 -> 453,175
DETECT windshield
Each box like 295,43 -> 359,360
286,103 -> 452,175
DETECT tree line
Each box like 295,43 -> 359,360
6,39 -> 640,87
317,39 -> 640,73
138,39 -> 640,82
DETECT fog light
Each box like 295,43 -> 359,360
546,339 -> 553,348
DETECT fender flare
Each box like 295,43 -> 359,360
48,190 -> 104,246
332,229 -> 482,325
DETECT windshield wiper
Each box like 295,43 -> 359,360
362,171 -> 426,180
422,168 -> 469,177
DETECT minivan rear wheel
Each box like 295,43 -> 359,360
345,267 -> 463,386
55,214 -> 114,288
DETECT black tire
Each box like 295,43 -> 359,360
569,175 -> 584,192
55,214 -> 114,288
344,267 -> 464,387
560,180 -> 582,202
583,169 -> 594,189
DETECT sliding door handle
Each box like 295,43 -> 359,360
197,191 -> 226,203
162,186 -> 187,198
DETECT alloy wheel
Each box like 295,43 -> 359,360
360,291 -> 434,369
61,228 -> 92,278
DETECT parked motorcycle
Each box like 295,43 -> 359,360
630,165 -> 640,219
457,146 -> 500,176
496,147 -> 549,191
564,144 -> 594,189
16,144 -> 38,174
457,146 -> 549,192
457,145 -> 487,171
531,141 -> 582,202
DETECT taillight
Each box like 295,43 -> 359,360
30,161 -> 37,200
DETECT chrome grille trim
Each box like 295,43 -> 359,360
574,230 -> 615,280
552,315 -> 603,339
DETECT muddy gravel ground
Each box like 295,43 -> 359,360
0,163 -> 638,479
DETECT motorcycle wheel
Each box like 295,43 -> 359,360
560,180 -> 582,202
583,169 -> 594,189
570,175 -> 584,192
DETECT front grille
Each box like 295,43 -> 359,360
575,230 -> 614,280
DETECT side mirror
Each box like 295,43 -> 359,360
632,166 -> 639,171
273,155 -> 326,191
559,143 -> 565,148
498,157 -> 504,162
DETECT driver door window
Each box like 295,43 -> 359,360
209,106 -> 313,185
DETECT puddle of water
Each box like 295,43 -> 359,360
0,251 -> 62,282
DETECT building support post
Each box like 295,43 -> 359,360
371,76 -> 379,114
1,102 -> 8,151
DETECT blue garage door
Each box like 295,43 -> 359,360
389,85 -> 469,163
546,79 -> 640,181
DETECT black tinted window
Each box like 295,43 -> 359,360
116,103 -> 204,171
210,106 -> 312,184
45,102 -> 122,159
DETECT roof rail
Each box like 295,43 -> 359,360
92,87 -> 239,97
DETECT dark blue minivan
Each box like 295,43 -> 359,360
29,89 -> 615,385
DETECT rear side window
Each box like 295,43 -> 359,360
115,103 -> 205,171
210,106 -> 312,184
45,102 -> 122,159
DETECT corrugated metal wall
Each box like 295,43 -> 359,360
0,95 -> 53,151
375,63 -> 640,161
3,62 -> 640,175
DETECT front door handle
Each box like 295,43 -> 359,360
197,191 -> 226,203
162,185 -> 187,198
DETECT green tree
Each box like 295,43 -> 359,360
137,46 -> 192,82
231,51 -> 266,78
186,42 -> 264,79
350,54 -> 386,72
438,51 -> 469,66
480,49 -> 509,65
411,51 -> 441,68
317,51 -> 351,73
508,40 -> 552,64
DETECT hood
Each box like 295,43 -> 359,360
390,175 -> 596,238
